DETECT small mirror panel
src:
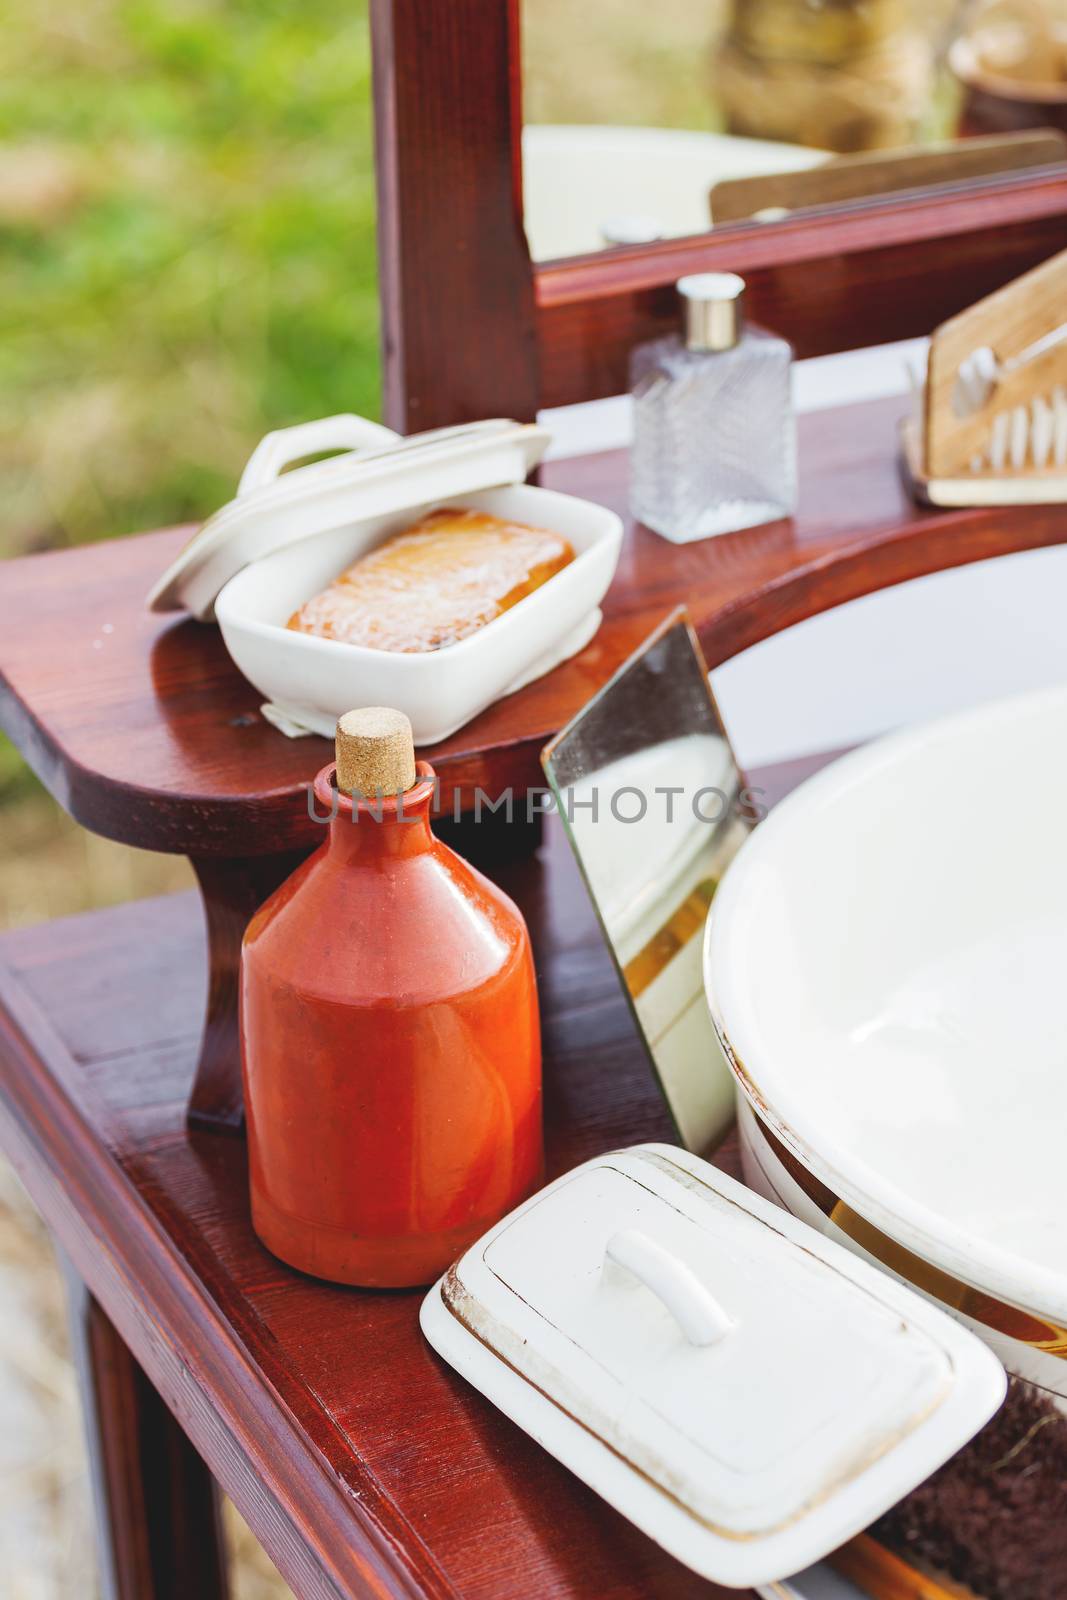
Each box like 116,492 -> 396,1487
542,611 -> 751,1154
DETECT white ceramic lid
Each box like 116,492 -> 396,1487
421,1143 -> 1005,1590
147,413 -> 551,620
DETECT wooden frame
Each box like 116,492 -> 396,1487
370,0 -> 538,432
370,0 -> 1067,429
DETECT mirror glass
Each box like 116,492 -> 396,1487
521,0 -> 1067,259
542,612 -> 752,1156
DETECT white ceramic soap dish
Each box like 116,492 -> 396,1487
149,414 -> 624,746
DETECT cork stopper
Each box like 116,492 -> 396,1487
335,707 -> 417,796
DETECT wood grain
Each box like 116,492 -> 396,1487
925,244 -> 1067,477
0,791 -> 819,1600
188,851 -> 310,1132
370,0 -> 538,433
7,397 -> 1067,864
535,169 -> 1067,408
62,1262 -> 230,1600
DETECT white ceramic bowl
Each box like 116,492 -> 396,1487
215,481 -> 622,746
704,686 -> 1067,1390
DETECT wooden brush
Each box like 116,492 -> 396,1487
831,1534 -> 978,1598
829,1379 -> 1067,1600
902,246 -> 1067,505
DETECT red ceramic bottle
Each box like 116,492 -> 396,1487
239,709 -> 543,1288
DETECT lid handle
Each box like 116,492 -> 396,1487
605,1229 -> 733,1349
237,414 -> 401,497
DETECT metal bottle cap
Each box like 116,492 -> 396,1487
678,273 -> 745,352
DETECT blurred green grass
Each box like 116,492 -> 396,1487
1,0 -> 380,816
2,0 -> 380,548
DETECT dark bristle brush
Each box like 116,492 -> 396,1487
830,1379 -> 1067,1600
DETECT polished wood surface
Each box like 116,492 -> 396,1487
7,396 -> 1067,864
188,851 -> 310,1132
370,0 -> 538,435
63,1264 -> 229,1600
0,775 -> 823,1600
537,168 -> 1067,408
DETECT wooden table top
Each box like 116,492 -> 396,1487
0,756 -> 824,1600
5,394 -> 1067,858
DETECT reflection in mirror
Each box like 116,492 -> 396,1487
542,612 -> 750,1156
521,0 -> 1067,259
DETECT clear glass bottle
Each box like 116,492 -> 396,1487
630,273 -> 797,542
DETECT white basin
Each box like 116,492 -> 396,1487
704,685 -> 1067,1379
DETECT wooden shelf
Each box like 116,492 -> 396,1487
0,786 -> 810,1600
9,396 -> 1067,1129
6,394 -> 1067,859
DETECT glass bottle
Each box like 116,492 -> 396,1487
630,273 -> 797,542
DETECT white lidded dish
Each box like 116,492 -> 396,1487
148,413 -> 624,745
421,1143 -> 1004,1591
704,684 -> 1067,1399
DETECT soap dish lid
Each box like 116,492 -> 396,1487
421,1143 -> 1005,1591
147,414 -> 551,620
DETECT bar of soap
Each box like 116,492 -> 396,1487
287,508 -> 574,653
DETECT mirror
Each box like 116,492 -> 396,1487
542,610 -> 752,1156
521,0 -> 1067,260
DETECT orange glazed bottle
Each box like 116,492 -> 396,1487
239,708 -> 543,1288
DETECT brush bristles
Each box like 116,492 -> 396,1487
970,386 -> 1067,473
868,1379 -> 1067,1600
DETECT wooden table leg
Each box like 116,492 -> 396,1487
187,851 -> 309,1135
63,1263 -> 230,1600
